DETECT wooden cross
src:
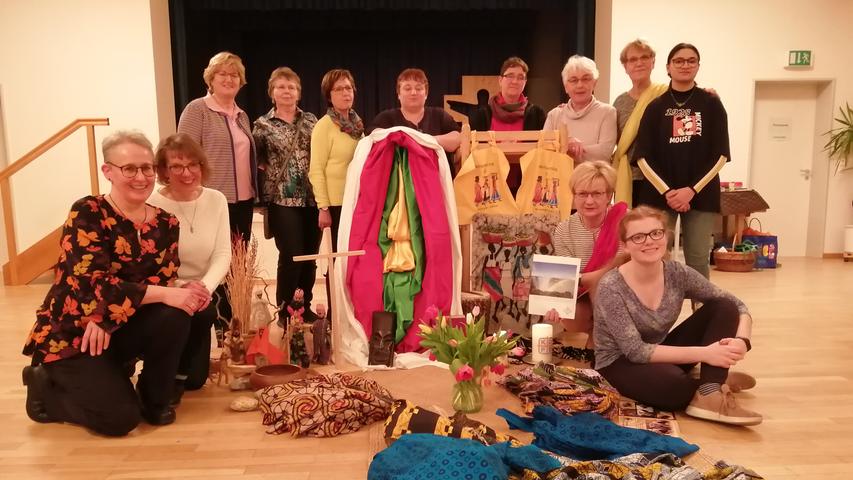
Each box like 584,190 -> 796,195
293,227 -> 364,366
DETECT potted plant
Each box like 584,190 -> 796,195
823,102 -> 853,172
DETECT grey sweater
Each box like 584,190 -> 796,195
593,260 -> 749,369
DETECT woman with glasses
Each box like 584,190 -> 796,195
148,133 -> 230,405
612,39 -> 668,206
309,69 -> 363,249
543,55 -> 617,164
546,161 -> 627,350
632,43 -> 730,280
252,67 -> 320,314
21,131 -> 210,436
177,51 -> 257,243
593,206 -> 761,426
469,57 -> 546,192
370,68 -> 460,174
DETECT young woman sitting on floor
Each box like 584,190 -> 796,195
593,205 -> 762,426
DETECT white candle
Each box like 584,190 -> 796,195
531,323 -> 553,364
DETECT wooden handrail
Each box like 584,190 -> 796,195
0,118 -> 109,181
1,117 -> 109,285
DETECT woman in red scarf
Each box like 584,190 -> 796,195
469,57 -> 546,193
546,161 -> 628,352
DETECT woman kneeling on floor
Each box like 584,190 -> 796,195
21,131 -> 209,436
594,205 -> 762,426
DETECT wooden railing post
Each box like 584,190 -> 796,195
86,125 -> 100,195
0,117 -> 109,285
1,178 -> 18,285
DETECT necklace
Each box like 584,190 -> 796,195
670,87 -> 696,108
108,194 -> 147,242
165,186 -> 201,233
175,198 -> 199,233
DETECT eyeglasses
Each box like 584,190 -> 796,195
626,54 -> 653,65
106,162 -> 155,178
574,190 -> 609,201
168,163 -> 202,175
215,71 -> 240,80
670,58 -> 699,67
501,74 -> 527,82
566,75 -> 595,86
627,228 -> 666,244
332,85 -> 354,93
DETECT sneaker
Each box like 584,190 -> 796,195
685,385 -> 763,426
726,371 -> 757,393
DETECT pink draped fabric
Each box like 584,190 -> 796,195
345,132 -> 453,353
583,201 -> 628,274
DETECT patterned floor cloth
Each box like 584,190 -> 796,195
258,373 -> 393,437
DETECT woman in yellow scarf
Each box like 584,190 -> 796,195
612,39 -> 667,206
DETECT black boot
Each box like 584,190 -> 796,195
136,377 -> 177,426
170,379 -> 186,407
22,366 -> 55,424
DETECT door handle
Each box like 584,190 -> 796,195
799,168 -> 811,180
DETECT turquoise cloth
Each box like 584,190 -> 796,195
496,406 -> 699,460
368,434 -> 560,479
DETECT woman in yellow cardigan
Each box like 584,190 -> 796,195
308,68 -> 364,250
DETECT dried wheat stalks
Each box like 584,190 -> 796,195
225,234 -> 261,337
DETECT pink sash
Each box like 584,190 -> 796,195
583,202 -> 628,274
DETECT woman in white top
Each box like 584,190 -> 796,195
149,133 -> 231,404
543,55 -> 617,165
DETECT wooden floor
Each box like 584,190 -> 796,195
1,257 -> 851,479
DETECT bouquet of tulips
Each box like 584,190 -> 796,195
418,305 -> 523,385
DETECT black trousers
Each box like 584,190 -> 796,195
228,199 -> 255,245
40,304 -> 191,436
178,301 -> 216,390
268,204 -> 321,309
597,298 -> 740,411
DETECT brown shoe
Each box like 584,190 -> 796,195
685,385 -> 763,426
726,371 -> 757,393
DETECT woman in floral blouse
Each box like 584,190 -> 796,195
253,67 -> 319,311
21,131 -> 210,436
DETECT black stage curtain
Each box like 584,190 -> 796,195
170,0 -> 595,127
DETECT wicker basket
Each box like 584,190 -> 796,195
713,251 -> 756,272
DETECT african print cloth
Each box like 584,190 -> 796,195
383,399 -> 520,446
500,364 -> 621,420
497,407 -> 699,461
257,373 -> 393,437
368,434 -> 560,480
515,452 -> 764,480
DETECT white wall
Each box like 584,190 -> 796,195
608,0 -> 853,253
0,0 -> 167,251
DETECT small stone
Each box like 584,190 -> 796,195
230,396 -> 259,412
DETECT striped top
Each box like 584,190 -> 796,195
177,97 -> 258,203
552,212 -> 624,271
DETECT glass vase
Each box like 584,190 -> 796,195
451,377 -> 484,413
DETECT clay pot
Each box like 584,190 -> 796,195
249,364 -> 308,390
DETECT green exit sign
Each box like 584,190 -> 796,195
788,50 -> 813,66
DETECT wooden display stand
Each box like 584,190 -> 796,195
457,124 -> 568,292
293,227 -> 364,366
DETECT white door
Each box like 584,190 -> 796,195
750,82 -> 819,257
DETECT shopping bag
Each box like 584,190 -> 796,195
741,218 -> 778,268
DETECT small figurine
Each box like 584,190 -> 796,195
250,291 -> 273,332
225,317 -> 246,364
286,289 -> 310,368
312,303 -> 331,365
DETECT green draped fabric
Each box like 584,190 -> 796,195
378,147 -> 426,343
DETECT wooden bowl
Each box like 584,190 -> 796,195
714,251 -> 756,272
249,364 -> 308,390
